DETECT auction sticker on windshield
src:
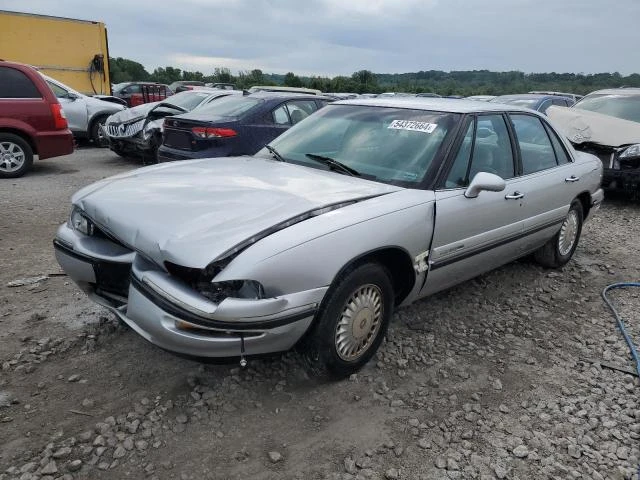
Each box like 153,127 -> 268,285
388,120 -> 438,133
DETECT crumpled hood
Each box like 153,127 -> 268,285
107,102 -> 160,124
547,106 -> 640,147
72,157 -> 401,268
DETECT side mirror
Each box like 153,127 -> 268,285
66,92 -> 79,101
464,172 -> 506,198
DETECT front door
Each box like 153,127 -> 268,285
421,114 -> 526,297
46,80 -> 87,134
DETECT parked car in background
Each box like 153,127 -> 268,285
157,92 -> 330,162
104,89 -> 242,162
43,74 -> 124,145
55,98 -> 602,376
416,93 -> 442,98
325,93 -> 360,100
112,82 -> 172,107
169,81 -> 206,93
529,91 -> 583,103
0,61 -> 73,178
205,83 -> 236,90
491,94 -> 575,114
466,95 -> 496,102
548,88 -> 640,193
247,86 -> 322,95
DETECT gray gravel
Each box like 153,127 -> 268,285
0,148 -> 639,479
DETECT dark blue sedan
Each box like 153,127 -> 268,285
157,92 -> 331,162
490,94 -> 575,115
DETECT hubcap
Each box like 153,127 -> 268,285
558,209 -> 579,256
335,284 -> 383,361
0,142 -> 25,173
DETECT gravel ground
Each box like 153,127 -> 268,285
1,148 -> 639,480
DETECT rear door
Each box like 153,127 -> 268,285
506,113 -> 582,253
422,114 -> 527,296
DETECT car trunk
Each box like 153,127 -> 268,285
163,116 -> 239,151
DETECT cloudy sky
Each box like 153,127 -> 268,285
3,0 -> 639,76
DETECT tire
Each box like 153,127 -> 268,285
90,116 -> 109,146
0,133 -> 33,179
298,263 -> 394,378
534,200 -> 583,268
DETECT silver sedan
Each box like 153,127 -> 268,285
54,98 -> 604,377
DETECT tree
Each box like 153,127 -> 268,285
284,72 -> 302,87
109,57 -> 149,83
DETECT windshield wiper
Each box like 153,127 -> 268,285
265,145 -> 286,162
305,153 -> 360,177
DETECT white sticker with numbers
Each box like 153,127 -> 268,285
388,120 -> 438,133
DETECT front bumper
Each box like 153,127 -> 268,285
603,167 -> 640,192
54,224 -> 324,358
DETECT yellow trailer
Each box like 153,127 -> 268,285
0,10 -> 111,95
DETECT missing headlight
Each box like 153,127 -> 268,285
196,280 -> 264,303
165,262 -> 264,304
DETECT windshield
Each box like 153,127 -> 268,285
161,91 -> 219,111
191,96 -> 261,117
574,93 -> 640,123
266,105 -> 459,187
112,83 -> 128,94
492,97 -> 539,109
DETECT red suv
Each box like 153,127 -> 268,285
0,61 -> 74,178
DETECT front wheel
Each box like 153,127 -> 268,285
90,116 -> 109,146
299,263 -> 394,378
534,200 -> 583,268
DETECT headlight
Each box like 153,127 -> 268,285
143,120 -> 162,139
69,207 -> 94,235
619,144 -> 640,159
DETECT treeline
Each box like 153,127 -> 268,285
109,57 -> 640,95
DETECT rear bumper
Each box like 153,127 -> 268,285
157,145 -> 200,163
53,224 -> 323,358
33,129 -> 74,159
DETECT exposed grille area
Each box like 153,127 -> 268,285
106,119 -> 145,138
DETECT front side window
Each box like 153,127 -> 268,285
0,67 -> 41,98
468,115 -> 515,180
267,104 -> 460,187
272,105 -> 290,125
510,114 -> 557,174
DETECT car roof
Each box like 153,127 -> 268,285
493,94 -> 557,100
584,88 -> 640,96
332,97 -> 540,114
247,91 -> 332,101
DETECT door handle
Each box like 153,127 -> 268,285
505,191 -> 524,200
565,175 -> 580,183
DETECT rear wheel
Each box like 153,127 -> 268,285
299,263 -> 394,378
0,133 -> 33,178
534,200 -> 583,268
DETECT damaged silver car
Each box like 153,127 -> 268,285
54,98 -> 603,377
104,89 -> 240,162
548,88 -> 640,193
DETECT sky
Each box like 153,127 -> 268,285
3,0 -> 639,77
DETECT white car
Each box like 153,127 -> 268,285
42,75 -> 125,144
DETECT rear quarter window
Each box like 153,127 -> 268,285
0,67 -> 42,98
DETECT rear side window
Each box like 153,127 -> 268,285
0,67 -> 42,98
544,122 -> 572,164
510,114 -> 558,174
